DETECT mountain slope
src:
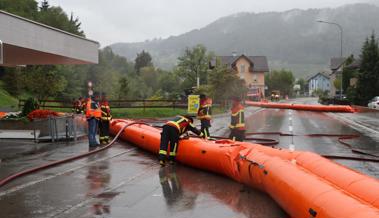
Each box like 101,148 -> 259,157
110,3 -> 379,77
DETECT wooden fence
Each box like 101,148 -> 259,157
18,99 -> 188,110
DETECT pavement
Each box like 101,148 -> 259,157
0,139 -> 73,161
0,97 -> 378,218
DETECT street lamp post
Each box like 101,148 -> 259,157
317,20 -> 344,95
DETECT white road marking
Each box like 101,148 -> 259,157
327,113 -> 379,136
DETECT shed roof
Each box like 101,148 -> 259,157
0,10 -> 99,66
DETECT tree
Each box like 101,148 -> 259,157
342,55 -> 358,92
0,0 -> 39,19
134,50 -> 153,73
23,66 -> 67,99
118,77 -> 129,100
333,78 -> 341,91
40,0 -> 49,11
176,45 -> 212,88
1,67 -> 24,97
295,78 -> 306,95
157,71 -> 181,98
355,33 -> 379,105
37,5 -> 84,36
265,69 -> 295,97
140,66 -> 159,91
208,58 -> 247,102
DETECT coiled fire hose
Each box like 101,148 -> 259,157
0,122 -> 147,188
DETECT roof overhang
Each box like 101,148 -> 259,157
0,10 -> 99,66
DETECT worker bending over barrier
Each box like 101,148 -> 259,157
159,115 -> 205,166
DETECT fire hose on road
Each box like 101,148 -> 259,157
0,121 -> 147,188
209,132 -> 379,162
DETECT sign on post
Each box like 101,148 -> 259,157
187,95 -> 200,114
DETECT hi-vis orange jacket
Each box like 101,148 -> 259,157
229,103 -> 245,130
85,98 -> 101,119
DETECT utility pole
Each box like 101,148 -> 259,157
317,20 -> 344,95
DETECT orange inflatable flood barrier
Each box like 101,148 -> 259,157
111,119 -> 379,218
245,100 -> 356,113
0,112 -> 6,119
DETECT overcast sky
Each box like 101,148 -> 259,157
48,0 -> 372,46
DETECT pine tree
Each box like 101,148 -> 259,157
134,50 -> 153,73
355,33 -> 379,105
40,0 -> 49,11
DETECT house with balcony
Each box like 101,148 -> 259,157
209,54 -> 269,96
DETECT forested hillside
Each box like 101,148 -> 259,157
111,3 -> 379,77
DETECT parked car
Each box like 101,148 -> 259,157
368,96 -> 379,109
319,94 -> 350,105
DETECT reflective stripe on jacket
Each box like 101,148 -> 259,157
166,116 -> 202,136
197,98 -> 212,120
85,98 -> 102,119
100,101 -> 112,121
229,103 -> 245,130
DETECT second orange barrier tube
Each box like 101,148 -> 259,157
245,100 -> 356,113
111,119 -> 379,218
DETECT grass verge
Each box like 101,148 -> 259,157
0,82 -> 18,108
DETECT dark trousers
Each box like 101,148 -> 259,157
200,119 -> 211,138
229,129 -> 245,142
159,125 -> 179,161
87,118 -> 99,146
99,120 -> 110,144
159,167 -> 182,205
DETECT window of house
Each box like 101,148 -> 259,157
253,74 -> 257,82
240,64 -> 245,79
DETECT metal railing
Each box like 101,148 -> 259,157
32,115 -> 87,143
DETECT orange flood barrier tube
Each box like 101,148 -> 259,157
245,100 -> 356,113
111,119 -> 379,218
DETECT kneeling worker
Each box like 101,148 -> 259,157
159,115 -> 205,166
229,97 -> 245,141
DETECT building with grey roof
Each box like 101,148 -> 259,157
209,54 -> 269,96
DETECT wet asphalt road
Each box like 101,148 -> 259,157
0,98 -> 378,218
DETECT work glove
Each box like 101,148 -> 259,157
180,135 -> 190,140
200,133 -> 207,139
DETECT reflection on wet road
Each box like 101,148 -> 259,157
0,142 -> 286,218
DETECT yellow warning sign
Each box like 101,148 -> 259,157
187,95 -> 200,114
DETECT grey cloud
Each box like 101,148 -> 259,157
48,0 -> 368,46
